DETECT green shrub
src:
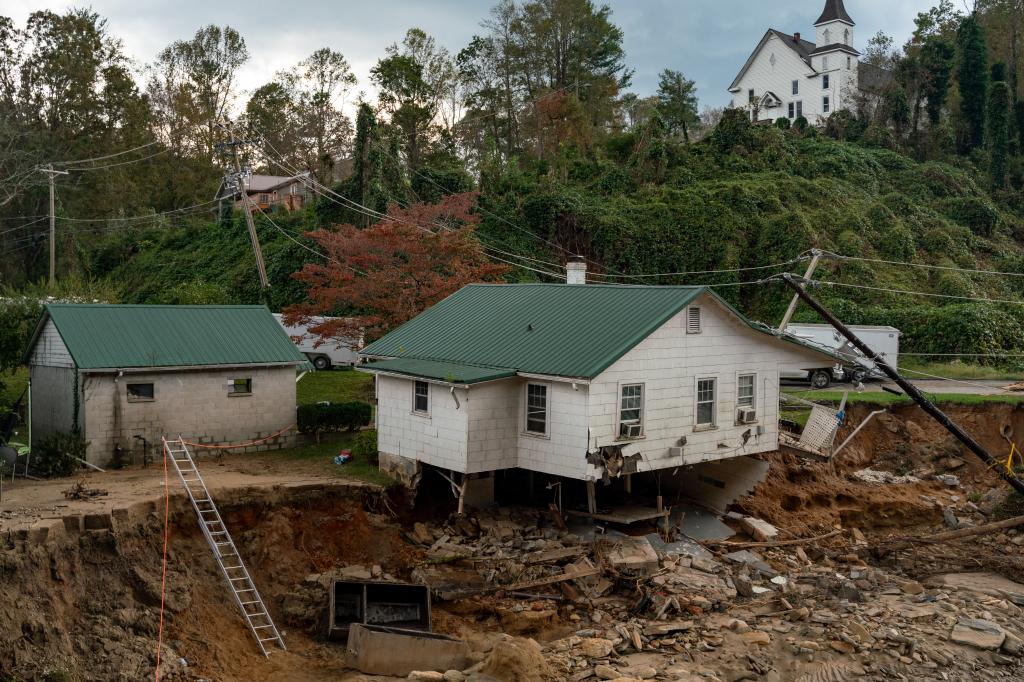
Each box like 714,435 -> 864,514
793,116 -> 809,132
941,197 -> 999,237
352,429 -> 378,464
34,432 -> 89,478
297,401 -> 373,441
774,117 -> 790,130
878,223 -> 916,261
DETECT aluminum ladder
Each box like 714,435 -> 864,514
162,436 -> 286,656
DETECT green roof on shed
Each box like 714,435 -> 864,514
361,358 -> 517,385
28,304 -> 308,370
361,284 -> 706,380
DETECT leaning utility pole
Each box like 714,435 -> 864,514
217,127 -> 269,290
778,249 -> 821,334
780,273 -> 1024,497
39,165 -> 69,287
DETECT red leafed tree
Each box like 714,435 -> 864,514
285,191 -> 508,344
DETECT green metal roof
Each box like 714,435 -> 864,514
361,284 -> 842,381
27,304 -> 308,370
360,358 -> 516,385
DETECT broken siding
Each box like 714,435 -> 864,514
30,319 -> 74,368
376,375 -> 469,473
589,293 -> 784,470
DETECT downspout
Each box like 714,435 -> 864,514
71,367 -> 81,434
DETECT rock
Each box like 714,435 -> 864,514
579,638 -> 615,659
623,666 -> 657,679
950,619 -> 1006,651
897,579 -> 924,595
846,621 -> 872,643
734,573 -> 754,598
1001,630 -> 1023,656
643,621 -> 694,636
943,508 -> 960,529
829,640 -> 855,654
408,672 -> 445,681
595,664 -> 619,680
738,516 -> 779,543
606,537 -> 660,576
741,631 -> 771,646
837,582 -> 863,602
443,671 -> 465,682
935,474 -> 960,487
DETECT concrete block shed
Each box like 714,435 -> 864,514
23,304 -> 308,465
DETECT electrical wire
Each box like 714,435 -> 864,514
894,365 -> 1015,394
823,250 -> 1024,278
54,197 -> 221,223
65,147 -> 171,172
50,140 -> 161,167
249,202 -> 366,276
901,352 -> 1024,358
0,216 -> 48,238
589,258 -> 804,279
803,278 -> 1024,305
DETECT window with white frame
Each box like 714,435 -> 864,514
796,101 -> 803,118
788,102 -> 795,119
525,383 -> 548,435
686,307 -> 701,334
791,80 -> 798,95
823,55 -> 829,70
619,384 -> 644,438
823,96 -> 830,113
413,380 -> 429,414
823,74 -> 830,89
737,374 -> 756,408
696,378 -> 716,427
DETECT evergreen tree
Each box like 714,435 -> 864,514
957,13 -> 989,149
654,69 -> 698,142
920,37 -> 956,125
987,62 -> 1011,187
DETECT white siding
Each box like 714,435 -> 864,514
730,33 -> 860,124
30,319 -> 74,368
376,375 -> 469,473
466,380 -> 518,474
588,292 -> 835,471
515,380 -> 590,479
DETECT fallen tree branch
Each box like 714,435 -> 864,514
877,514 -> 1024,554
708,529 -> 844,549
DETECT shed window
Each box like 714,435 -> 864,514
127,383 -> 154,401
696,378 -> 716,427
686,307 -> 702,334
525,383 -> 548,435
229,377 -> 252,395
413,380 -> 430,414
738,374 -> 756,408
619,384 -> 644,438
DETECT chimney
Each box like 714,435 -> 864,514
566,255 -> 587,285
794,32 -> 801,42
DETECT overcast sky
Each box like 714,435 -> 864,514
3,0 -> 936,109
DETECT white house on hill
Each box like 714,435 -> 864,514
728,0 -> 890,125
359,268 -> 839,505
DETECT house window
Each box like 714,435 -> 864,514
822,56 -> 829,70
737,374 -> 756,408
127,383 -> 154,401
847,56 -> 852,69
258,193 -> 270,204
686,307 -> 702,334
844,28 -> 850,45
229,377 -> 252,395
823,28 -> 831,44
748,88 -> 755,103
525,383 -> 548,435
823,96 -> 831,113
792,80 -> 799,95
823,74 -> 830,89
788,102 -> 795,119
413,380 -> 429,414
619,384 -> 644,438
796,101 -> 803,118
696,378 -> 716,428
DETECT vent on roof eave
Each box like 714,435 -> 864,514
566,255 -> 587,285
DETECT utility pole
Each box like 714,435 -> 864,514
217,126 -> 269,290
39,165 -> 68,287
777,248 -> 821,333
780,273 -> 1024,497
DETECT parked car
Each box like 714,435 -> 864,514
779,363 -> 844,389
273,314 -> 362,370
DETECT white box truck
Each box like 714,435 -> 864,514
273,314 -> 362,370
785,323 -> 900,385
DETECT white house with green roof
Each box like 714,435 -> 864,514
24,305 -> 308,465
359,281 -> 839,492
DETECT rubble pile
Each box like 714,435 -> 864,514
396,505 -> 1024,682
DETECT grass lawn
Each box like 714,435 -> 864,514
899,358 -> 1024,381
277,431 -> 396,488
784,389 -> 1024,407
297,368 -> 374,405
1,367 -> 28,406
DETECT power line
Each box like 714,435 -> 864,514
0,216 -> 48,238
590,258 -> 804,279
823,250 -> 1024,278
894,365 -> 1016,394
802,278 -> 1024,305
50,140 -> 161,167
54,197 -> 221,223
65,148 -> 170,172
902,352 -> 1024,358
249,203 -> 366,276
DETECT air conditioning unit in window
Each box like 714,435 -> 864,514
620,422 -> 643,438
737,408 -> 757,424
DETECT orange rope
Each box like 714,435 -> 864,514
155,439 -> 171,680
181,424 -> 294,450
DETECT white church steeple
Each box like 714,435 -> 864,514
815,0 -> 855,48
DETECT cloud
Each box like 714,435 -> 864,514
8,0 -> 936,107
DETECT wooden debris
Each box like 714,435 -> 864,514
62,481 -> 108,500
710,529 -> 844,549
878,514 -> 1024,554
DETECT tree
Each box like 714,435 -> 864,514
286,192 -> 508,341
654,69 -> 698,142
884,86 -> 912,138
372,28 -> 456,173
920,37 -> 956,125
148,25 -> 248,160
957,13 -> 990,150
863,31 -> 897,68
988,62 -> 1011,186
